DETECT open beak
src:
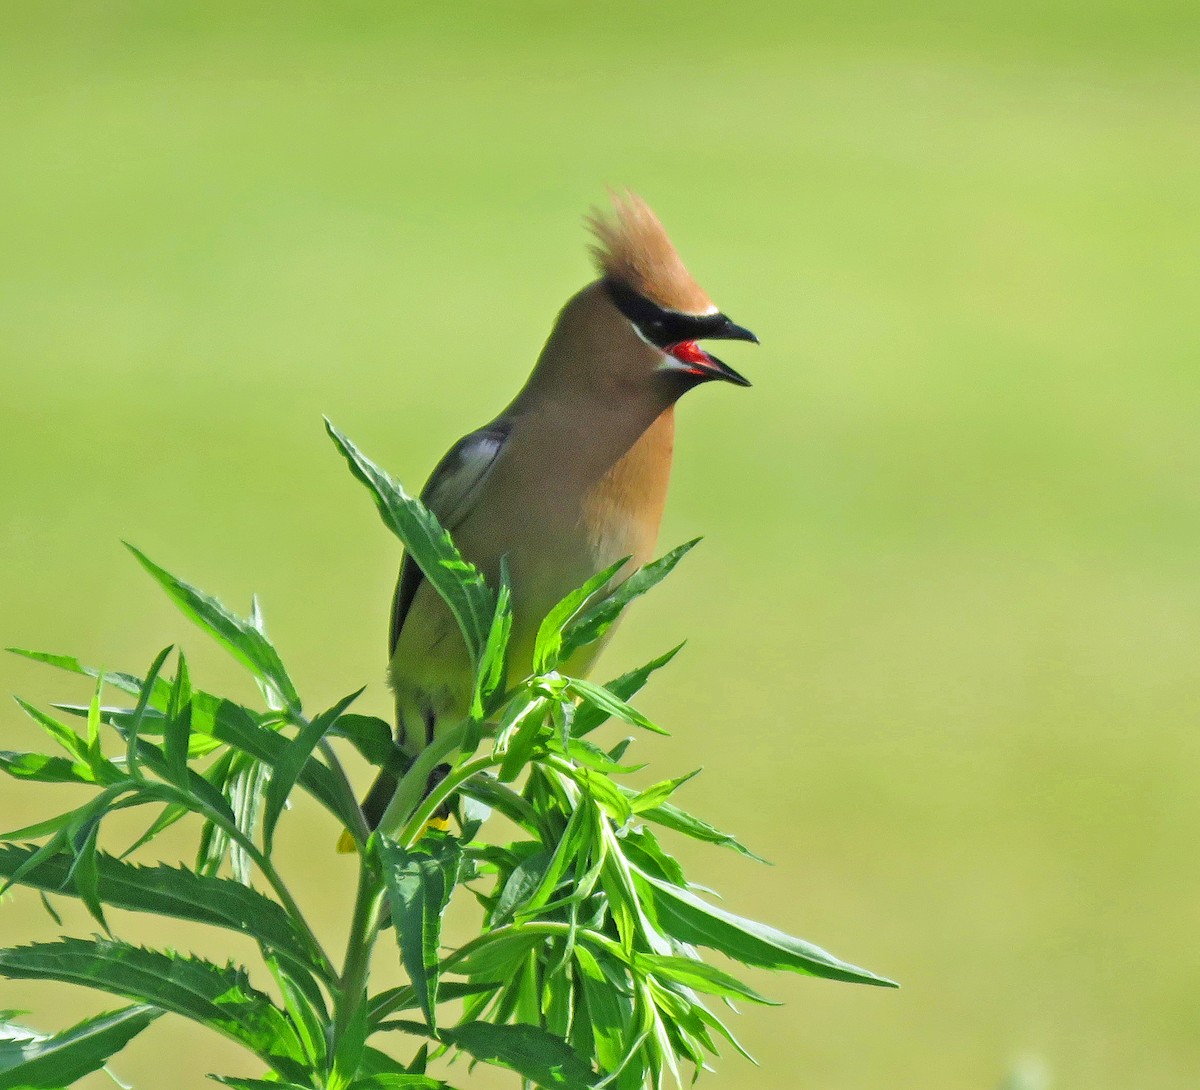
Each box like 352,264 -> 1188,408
667,314 -> 757,387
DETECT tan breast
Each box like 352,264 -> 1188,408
581,404 -> 675,569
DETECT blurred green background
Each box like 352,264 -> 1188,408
2,3 -> 1198,1088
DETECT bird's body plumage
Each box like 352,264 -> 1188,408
351,193 -> 756,838
388,281 -> 677,758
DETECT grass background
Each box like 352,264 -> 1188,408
2,3 -> 1198,1087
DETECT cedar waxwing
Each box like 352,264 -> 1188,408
344,192 -> 757,846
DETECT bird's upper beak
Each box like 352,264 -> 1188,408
708,316 -> 759,346
666,314 -> 757,387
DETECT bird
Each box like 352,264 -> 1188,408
342,191 -> 757,848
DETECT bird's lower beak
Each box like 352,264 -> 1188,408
666,340 -> 753,387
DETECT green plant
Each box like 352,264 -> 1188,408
0,420 -> 896,1090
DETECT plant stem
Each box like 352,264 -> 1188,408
334,856 -> 386,1056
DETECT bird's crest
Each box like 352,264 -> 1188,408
587,190 -> 714,316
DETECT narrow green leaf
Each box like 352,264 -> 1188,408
551,699 -> 574,757
0,751 -> 93,785
565,679 -> 667,737
126,645 -> 175,778
635,800 -> 767,864
472,560 -> 513,720
643,996 -> 676,1090
634,954 -> 778,1005
618,826 -> 687,887
573,946 -> 628,1077
125,801 -> 192,861
562,812 -> 608,909
565,766 -> 632,825
266,955 -> 328,1071
692,1001 -> 756,1063
379,836 -> 464,1030
36,892 -> 62,926
509,949 -> 541,1029
367,1017 -> 429,1039
263,689 -> 362,851
607,737 -> 634,763
368,982 -> 499,1028
491,692 -> 547,777
162,654 -> 193,785
0,809 -> 76,842
561,540 -> 699,661
12,698 -> 89,765
534,559 -> 628,674
209,1079 -> 314,1090
36,645 -> 225,759
355,1045 -> 458,1086
515,804 -> 592,919
350,1076 -> 453,1089
148,752 -> 226,866
0,788 -> 124,897
458,775 -> 539,833
333,714 -> 406,771
0,1004 -> 159,1089
5,649 -> 153,703
247,597 -> 288,714
567,994 -> 592,1084
635,873 -> 898,988
67,818 -> 108,933
490,850 -> 552,927
629,769 -> 701,814
439,1021 -> 597,1090
564,738 -> 643,775
406,1044 -> 429,1075
325,420 -> 495,665
645,980 -> 711,1072
570,645 -> 683,738
53,699 -> 226,758
124,544 -> 301,713
643,977 -> 721,1062
0,939 -> 308,1079
498,700 -> 549,784
359,1045 -> 422,1077
85,673 -> 103,762
0,845 -> 326,981
448,931 -> 544,981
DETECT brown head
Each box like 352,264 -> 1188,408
521,192 -> 757,406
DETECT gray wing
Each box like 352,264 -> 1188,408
389,421 -> 511,655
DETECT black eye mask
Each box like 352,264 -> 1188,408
604,281 -> 755,350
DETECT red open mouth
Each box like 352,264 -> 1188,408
668,340 -> 714,375
666,340 -> 751,387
